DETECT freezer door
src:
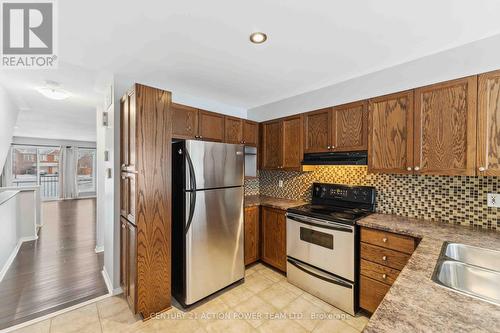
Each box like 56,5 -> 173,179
185,140 -> 244,190
185,186 -> 244,305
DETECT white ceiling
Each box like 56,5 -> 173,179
2,0 -> 500,140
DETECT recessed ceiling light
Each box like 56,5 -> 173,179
36,86 -> 70,100
250,32 -> 267,44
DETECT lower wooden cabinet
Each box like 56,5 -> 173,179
120,217 -> 137,312
359,227 -> 418,313
244,206 -> 259,265
260,207 -> 286,272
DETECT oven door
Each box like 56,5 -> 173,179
286,213 -> 355,281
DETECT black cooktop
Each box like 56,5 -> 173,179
287,204 -> 372,224
287,183 -> 376,225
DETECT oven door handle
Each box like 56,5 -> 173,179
287,258 -> 353,289
286,213 -> 353,233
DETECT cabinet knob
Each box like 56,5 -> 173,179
331,145 -> 335,149
414,166 -> 420,171
479,166 -> 486,172
407,167 -> 412,171
327,146 -> 331,150
382,256 -> 387,261
382,237 -> 388,243
382,274 -> 387,280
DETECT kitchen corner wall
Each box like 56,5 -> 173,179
254,166 -> 499,230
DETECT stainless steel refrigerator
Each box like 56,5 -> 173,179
172,140 -> 245,306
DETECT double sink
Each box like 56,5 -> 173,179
432,242 -> 500,306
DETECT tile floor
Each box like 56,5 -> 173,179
13,263 -> 369,333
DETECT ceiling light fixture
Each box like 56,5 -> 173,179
36,82 -> 70,100
249,32 -> 267,44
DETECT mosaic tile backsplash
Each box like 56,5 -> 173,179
256,166 -> 499,230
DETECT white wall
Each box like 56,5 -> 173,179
95,107 -> 105,252
0,86 -> 20,171
248,34 -> 500,121
0,193 -> 18,279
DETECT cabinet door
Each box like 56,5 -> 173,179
478,70 -> 500,176
261,207 -> 286,272
171,103 -> 199,140
120,217 -> 128,294
120,96 -> 129,170
303,108 -> 332,153
244,206 -> 259,265
127,173 -> 136,224
127,221 -> 137,312
128,91 -> 137,172
199,110 -> 225,142
282,115 -> 303,170
261,120 -> 282,169
332,100 -> 368,151
368,91 -> 414,174
224,116 -> 243,144
243,120 -> 259,146
414,76 -> 477,176
360,275 -> 390,313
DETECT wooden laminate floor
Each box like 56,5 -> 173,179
0,198 -> 108,330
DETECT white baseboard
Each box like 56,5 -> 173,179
0,235 -> 38,282
94,245 -> 104,253
101,268 -> 123,296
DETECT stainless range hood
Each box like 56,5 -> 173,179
301,151 -> 368,166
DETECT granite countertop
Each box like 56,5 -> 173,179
244,195 -> 306,210
358,214 -> 500,333
0,190 -> 19,206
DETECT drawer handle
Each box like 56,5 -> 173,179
382,274 -> 387,279
382,256 -> 387,261
382,237 -> 388,243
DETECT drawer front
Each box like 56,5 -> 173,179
361,242 -> 410,270
360,275 -> 390,313
361,227 -> 415,254
360,259 -> 400,285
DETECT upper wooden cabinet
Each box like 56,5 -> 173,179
171,103 -> 199,140
478,70 -> 500,176
414,76 -> 477,176
261,116 -> 303,170
282,115 -> 303,169
332,101 -> 368,152
261,120 -> 282,169
368,91 -> 414,174
224,116 -> 243,144
243,120 -> 259,146
120,90 -> 137,172
198,110 -> 225,142
303,108 -> 331,153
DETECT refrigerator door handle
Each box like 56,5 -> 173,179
184,148 -> 197,233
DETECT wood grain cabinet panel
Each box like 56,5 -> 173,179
368,91 -> 414,174
244,206 -> 259,265
199,110 -> 225,142
120,97 -> 129,170
261,120 -> 282,169
120,84 -> 172,318
303,108 -> 332,153
360,275 -> 390,313
282,115 -> 303,170
360,243 -> 411,271
332,101 -> 368,151
261,207 -> 286,272
225,116 -> 243,144
478,70 -> 500,176
120,218 -> 128,294
243,120 -> 259,146
171,103 -> 199,140
361,259 -> 400,285
414,76 -> 478,176
360,227 -> 415,254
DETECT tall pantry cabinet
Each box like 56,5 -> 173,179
120,84 -> 172,318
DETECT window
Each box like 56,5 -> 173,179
77,148 -> 96,197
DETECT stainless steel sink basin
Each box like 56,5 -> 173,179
444,243 -> 500,272
433,260 -> 500,306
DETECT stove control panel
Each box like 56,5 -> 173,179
312,183 -> 376,205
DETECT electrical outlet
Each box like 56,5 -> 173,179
278,180 -> 284,188
487,193 -> 500,208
